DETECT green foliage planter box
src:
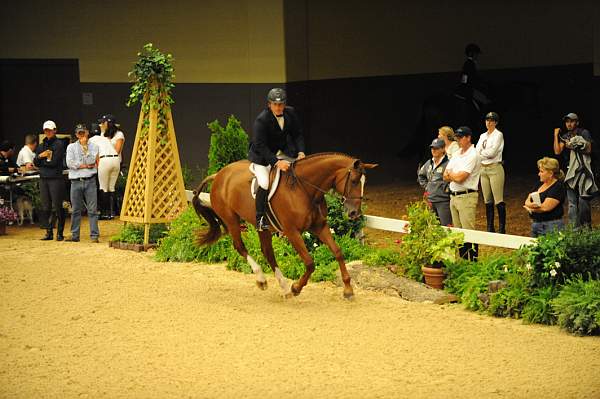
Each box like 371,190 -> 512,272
109,240 -> 157,252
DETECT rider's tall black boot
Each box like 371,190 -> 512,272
496,202 -> 506,234
485,202 -> 495,232
255,187 -> 270,231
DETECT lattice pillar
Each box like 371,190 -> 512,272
120,88 -> 188,244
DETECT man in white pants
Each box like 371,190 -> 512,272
248,88 -> 306,231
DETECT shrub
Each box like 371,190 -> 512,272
111,223 -> 167,244
522,286 -> 558,325
551,277 -> 600,335
527,227 -> 600,288
487,272 -> 531,319
398,201 -> 463,280
207,115 -> 249,175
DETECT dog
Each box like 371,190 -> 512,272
15,196 -> 34,226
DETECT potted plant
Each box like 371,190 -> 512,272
399,201 -> 464,289
0,205 -> 18,235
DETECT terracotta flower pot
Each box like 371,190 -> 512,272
422,265 -> 445,289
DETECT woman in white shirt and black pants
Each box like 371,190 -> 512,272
476,112 -> 505,233
90,114 -> 125,219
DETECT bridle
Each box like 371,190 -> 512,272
289,162 -> 364,205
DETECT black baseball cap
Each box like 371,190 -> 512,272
455,126 -> 473,137
99,114 -> 117,124
563,113 -> 578,121
485,112 -> 499,122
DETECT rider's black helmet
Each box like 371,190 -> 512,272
267,88 -> 287,103
465,43 -> 481,57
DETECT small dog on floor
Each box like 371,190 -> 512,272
15,196 -> 34,226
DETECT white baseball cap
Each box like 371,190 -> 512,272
43,120 -> 57,130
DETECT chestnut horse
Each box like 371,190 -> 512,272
192,152 -> 376,299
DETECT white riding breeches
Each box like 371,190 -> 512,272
250,163 -> 271,190
98,157 -> 120,192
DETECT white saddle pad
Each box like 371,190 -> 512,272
249,165 -> 281,201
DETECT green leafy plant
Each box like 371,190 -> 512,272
551,277 -> 600,335
111,223 -> 168,244
398,201 -> 463,280
527,227 -> 600,288
127,43 -> 175,144
487,272 -> 531,318
522,286 -> 558,325
207,115 -> 249,175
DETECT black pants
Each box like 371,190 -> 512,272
39,177 -> 65,234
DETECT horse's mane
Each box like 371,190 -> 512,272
296,152 -> 355,163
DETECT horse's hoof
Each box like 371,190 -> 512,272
256,280 -> 268,290
282,291 -> 293,299
343,291 -> 354,300
291,283 -> 301,296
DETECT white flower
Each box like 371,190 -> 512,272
313,243 -> 318,248
525,263 -> 532,271
330,228 -> 335,234
550,269 -> 557,277
304,232 -> 310,237
554,261 -> 561,269
503,265 -> 508,272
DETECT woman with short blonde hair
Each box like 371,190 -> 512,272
524,157 -> 566,237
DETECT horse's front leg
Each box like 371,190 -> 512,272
284,230 -> 315,296
313,224 -> 354,299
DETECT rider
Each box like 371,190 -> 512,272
248,88 -> 306,231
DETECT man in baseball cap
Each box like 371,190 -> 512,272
443,125 -> 480,260
417,138 -> 451,226
553,112 -> 596,227
34,119 -> 66,241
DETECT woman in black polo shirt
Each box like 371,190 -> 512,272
523,157 -> 566,237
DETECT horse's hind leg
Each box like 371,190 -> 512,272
224,216 -> 268,290
258,230 -> 292,298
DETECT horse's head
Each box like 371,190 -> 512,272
334,159 -> 378,220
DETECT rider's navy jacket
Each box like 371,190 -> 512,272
248,106 -> 305,167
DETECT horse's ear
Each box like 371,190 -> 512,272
362,163 -> 378,169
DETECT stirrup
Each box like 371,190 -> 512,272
257,216 -> 270,231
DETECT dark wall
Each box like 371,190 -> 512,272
79,82 -> 276,172
289,63 -> 595,182
0,59 -> 81,144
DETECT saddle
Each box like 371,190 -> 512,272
249,165 -> 284,233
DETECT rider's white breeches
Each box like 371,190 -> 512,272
250,163 -> 271,190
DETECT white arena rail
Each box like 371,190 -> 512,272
185,190 -> 536,250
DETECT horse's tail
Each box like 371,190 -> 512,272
192,174 -> 224,246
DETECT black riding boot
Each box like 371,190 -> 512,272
255,187 -> 270,231
98,191 -> 109,220
108,192 -> 115,219
496,202 -> 506,234
459,242 -> 478,262
485,202 -> 495,232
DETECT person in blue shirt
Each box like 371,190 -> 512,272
65,124 -> 100,242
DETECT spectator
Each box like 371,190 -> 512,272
418,138 -> 451,226
553,112 -> 597,227
16,134 -> 38,171
524,157 -> 566,237
33,120 -> 66,241
438,126 -> 459,159
90,114 -> 122,220
65,124 -> 100,243
0,141 -> 18,175
476,111 -> 506,233
443,126 -> 481,260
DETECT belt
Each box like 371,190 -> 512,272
100,155 -> 119,158
450,189 -> 478,196
70,175 -> 96,182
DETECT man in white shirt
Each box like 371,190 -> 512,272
443,126 -> 481,260
16,134 -> 38,170
476,112 -> 505,233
